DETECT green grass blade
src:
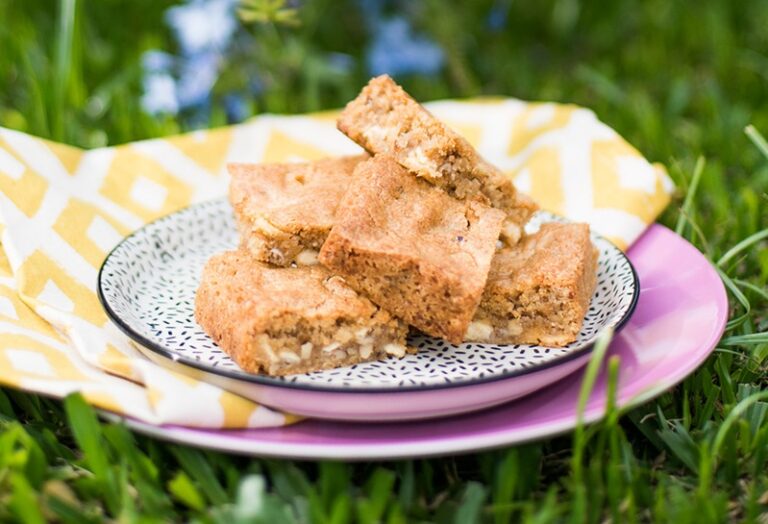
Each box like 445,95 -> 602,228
44,494 -> 98,524
675,156 -> 706,236
711,390 -> 768,464
745,125 -> 768,161
734,279 -> 768,302
715,266 -> 752,329
717,228 -> 768,268
168,471 -> 206,511
9,473 -> 46,524
63,393 -> 121,515
454,482 -> 487,524
358,467 -> 396,523
490,450 -> 519,524
675,208 -> 713,256
576,329 -> 614,421
0,389 -> 15,419
170,446 -> 229,506
52,0 -> 77,140
63,394 -> 109,477
720,333 -> 768,346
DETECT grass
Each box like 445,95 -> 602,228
1,0 -> 768,522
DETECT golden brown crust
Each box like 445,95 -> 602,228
195,249 -> 408,376
228,155 -> 368,266
318,155 -> 505,343
337,74 -> 537,242
467,223 -> 598,346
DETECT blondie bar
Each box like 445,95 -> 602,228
228,155 -> 367,267
465,223 -> 598,346
337,74 -> 537,243
318,155 -> 505,343
195,249 -> 408,376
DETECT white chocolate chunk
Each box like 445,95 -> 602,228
505,320 -> 523,336
258,337 -> 278,362
363,124 -> 390,143
323,275 -> 356,297
359,344 -> 373,359
252,216 -> 284,236
279,351 -> 301,364
500,221 -> 522,245
335,328 -> 355,344
355,328 -> 374,346
322,342 -> 341,353
296,249 -> 319,266
268,247 -> 285,265
465,321 -> 493,341
300,342 -> 313,360
384,343 -> 406,358
404,146 -> 430,170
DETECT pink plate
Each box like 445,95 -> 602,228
120,225 -> 728,459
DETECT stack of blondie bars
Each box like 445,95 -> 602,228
195,75 -> 598,376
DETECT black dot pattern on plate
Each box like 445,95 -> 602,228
99,199 -> 637,390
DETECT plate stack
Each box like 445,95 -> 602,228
98,198 -> 638,422
100,76 -> 641,424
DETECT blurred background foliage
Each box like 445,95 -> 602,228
0,0 -> 767,522
2,0 -> 767,243
2,0 -> 766,280
2,0 -> 767,154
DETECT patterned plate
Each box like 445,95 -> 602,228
115,224 -> 727,450
98,198 -> 638,395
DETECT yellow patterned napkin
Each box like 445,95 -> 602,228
0,99 -> 672,428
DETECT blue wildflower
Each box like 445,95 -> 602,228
486,0 -> 510,32
223,93 -> 249,122
357,0 -> 386,27
142,50 -> 175,74
144,0 -> 239,115
141,73 -> 179,115
165,0 -> 238,56
248,76 -> 265,96
140,49 -> 179,115
176,50 -> 221,109
366,16 -> 444,77
327,52 -> 355,74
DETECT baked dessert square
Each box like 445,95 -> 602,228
337,74 -> 537,243
466,222 -> 598,346
228,155 -> 367,267
319,155 -> 505,344
195,249 -> 408,376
